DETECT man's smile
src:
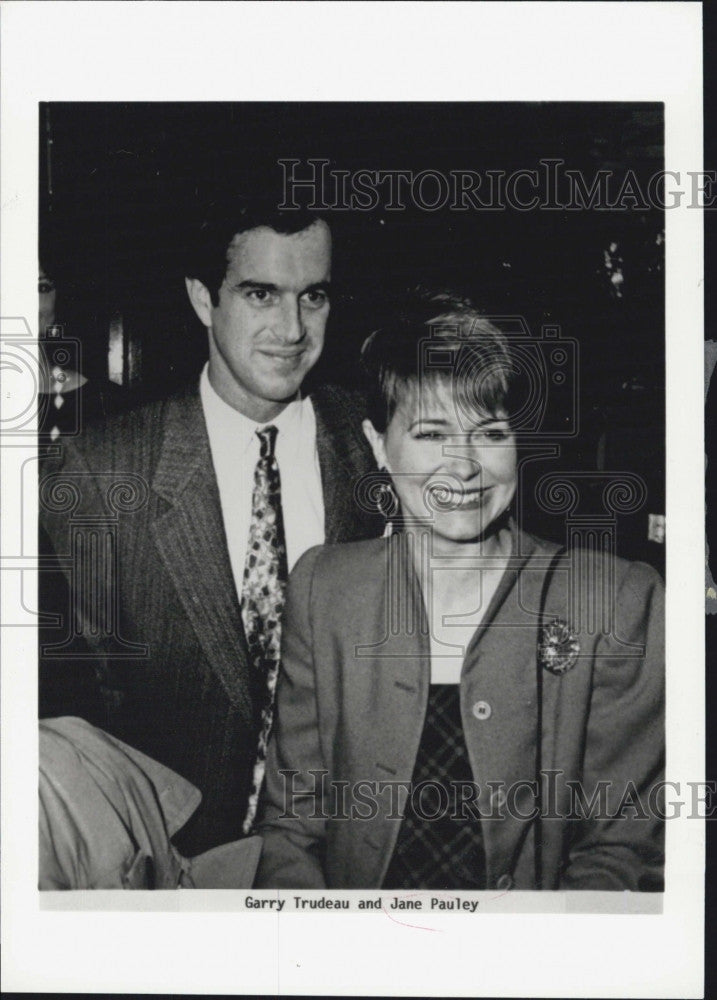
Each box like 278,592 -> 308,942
258,347 -> 307,363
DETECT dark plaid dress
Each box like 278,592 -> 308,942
382,684 -> 486,889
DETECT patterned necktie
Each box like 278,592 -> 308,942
241,425 -> 288,835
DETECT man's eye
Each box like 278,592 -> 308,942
245,288 -> 274,303
301,289 -> 329,308
415,431 -> 444,441
38,281 -> 55,295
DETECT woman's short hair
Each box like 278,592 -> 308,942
361,289 -> 525,433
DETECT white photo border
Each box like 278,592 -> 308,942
1,2 -> 704,997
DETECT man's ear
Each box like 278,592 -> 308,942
362,419 -> 389,472
185,277 -> 214,329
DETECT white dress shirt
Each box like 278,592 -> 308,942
199,364 -> 325,597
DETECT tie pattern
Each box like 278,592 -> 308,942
241,425 -> 288,835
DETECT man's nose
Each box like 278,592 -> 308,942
275,298 -> 304,343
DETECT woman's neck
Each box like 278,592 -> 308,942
400,518 -> 514,661
405,511 -> 513,568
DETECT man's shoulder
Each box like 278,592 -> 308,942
55,385 -> 201,471
309,382 -> 367,424
308,382 -> 374,480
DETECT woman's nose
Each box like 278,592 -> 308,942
443,448 -> 481,480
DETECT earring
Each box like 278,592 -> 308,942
376,470 -> 400,536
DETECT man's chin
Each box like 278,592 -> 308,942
262,377 -> 305,404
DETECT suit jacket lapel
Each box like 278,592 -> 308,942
150,392 -> 253,721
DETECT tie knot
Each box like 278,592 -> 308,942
256,425 -> 278,459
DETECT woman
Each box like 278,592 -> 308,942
256,292 -> 664,892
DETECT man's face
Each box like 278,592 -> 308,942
191,220 -> 331,421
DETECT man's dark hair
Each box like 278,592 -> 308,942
184,194 -> 327,306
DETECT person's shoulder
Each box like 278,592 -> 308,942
567,543 -> 663,594
92,383 -> 198,437
57,385 -> 200,469
521,525 -> 663,591
519,526 -> 564,560
309,382 -> 368,423
611,556 -> 664,599
520,528 -> 664,615
291,536 -> 387,582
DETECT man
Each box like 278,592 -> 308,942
40,201 -> 381,856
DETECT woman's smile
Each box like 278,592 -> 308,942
427,482 -> 495,510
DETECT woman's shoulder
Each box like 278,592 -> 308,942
567,546 -> 664,594
519,525 -> 663,588
290,536 -> 390,582
606,556 -> 664,614
518,527 -> 664,626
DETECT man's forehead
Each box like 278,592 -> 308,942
226,220 -> 332,264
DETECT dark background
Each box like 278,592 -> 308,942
39,101 -> 665,569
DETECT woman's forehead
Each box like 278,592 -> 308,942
392,379 -> 506,427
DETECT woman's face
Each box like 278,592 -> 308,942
364,379 -> 518,551
38,266 -> 56,333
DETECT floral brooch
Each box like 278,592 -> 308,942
538,619 -> 580,675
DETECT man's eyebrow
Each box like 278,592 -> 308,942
301,280 -> 331,295
228,280 -> 331,294
232,280 -> 279,291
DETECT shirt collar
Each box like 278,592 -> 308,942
199,363 -> 306,457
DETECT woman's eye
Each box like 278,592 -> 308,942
483,428 -> 509,441
38,281 -> 55,295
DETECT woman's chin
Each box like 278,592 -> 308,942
425,516 -> 500,547
412,504 -> 512,549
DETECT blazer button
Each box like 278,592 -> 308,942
496,873 -> 514,891
472,700 -> 492,720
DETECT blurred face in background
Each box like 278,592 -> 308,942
39,265 -> 56,333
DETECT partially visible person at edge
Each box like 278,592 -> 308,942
37,255 -> 127,438
39,197 -> 382,868
256,290 -> 665,891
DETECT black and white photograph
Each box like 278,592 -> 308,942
1,3 -> 705,997
36,99 -> 668,892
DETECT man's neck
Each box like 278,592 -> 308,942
206,366 -> 298,424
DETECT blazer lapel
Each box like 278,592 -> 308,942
460,526 -> 552,884
149,392 -> 253,721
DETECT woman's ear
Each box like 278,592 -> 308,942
185,277 -> 214,329
362,419 -> 389,472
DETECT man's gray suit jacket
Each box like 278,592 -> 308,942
39,383 -> 381,854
